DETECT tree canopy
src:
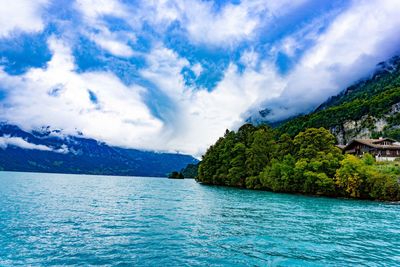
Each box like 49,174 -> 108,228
197,125 -> 400,201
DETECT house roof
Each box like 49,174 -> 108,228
343,138 -> 400,150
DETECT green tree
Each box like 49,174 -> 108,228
335,155 -> 368,198
168,171 -> 184,179
245,127 -> 276,177
236,124 -> 257,146
291,128 -> 343,194
362,153 -> 375,165
259,155 -> 296,192
216,130 -> 236,182
277,133 -> 294,158
228,142 -> 247,186
293,128 -> 340,159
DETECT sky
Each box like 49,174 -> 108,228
0,0 -> 400,156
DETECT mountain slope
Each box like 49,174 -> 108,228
278,56 -> 400,144
0,123 -> 198,176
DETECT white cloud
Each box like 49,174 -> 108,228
87,27 -> 135,57
258,0 -> 400,122
0,135 -> 69,153
75,0 -> 135,57
0,135 -> 52,151
191,63 -> 203,77
136,0 -> 400,154
0,0 -> 48,37
140,44 -> 189,97
138,44 -> 284,155
0,37 -> 284,156
54,144 -> 69,154
172,62 -> 284,155
240,49 -> 259,68
73,0 -> 310,54
138,0 -> 308,46
0,37 -> 163,151
75,0 -> 127,21
183,1 -> 259,46
91,35 -> 133,57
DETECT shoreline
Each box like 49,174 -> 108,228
196,180 -> 400,203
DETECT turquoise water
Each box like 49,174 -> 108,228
0,172 -> 400,266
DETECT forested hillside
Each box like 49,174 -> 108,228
278,56 -> 400,143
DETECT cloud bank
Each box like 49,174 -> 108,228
0,135 -> 68,153
0,0 -> 400,156
0,0 -> 48,37
256,0 -> 400,122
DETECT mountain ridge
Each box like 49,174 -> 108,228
0,123 -> 198,177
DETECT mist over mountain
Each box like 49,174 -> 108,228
275,55 -> 400,144
0,123 -> 197,176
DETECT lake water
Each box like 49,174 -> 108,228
0,172 -> 399,266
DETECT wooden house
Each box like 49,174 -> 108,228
342,138 -> 400,161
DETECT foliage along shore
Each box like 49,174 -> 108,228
196,124 -> 400,201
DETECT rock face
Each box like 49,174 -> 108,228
330,102 -> 400,145
390,102 -> 400,114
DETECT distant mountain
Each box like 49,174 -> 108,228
277,55 -> 400,144
0,123 -> 198,177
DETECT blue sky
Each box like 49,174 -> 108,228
0,0 -> 400,156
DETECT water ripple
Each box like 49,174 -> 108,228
0,172 -> 400,266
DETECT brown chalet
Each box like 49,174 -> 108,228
342,138 -> 400,161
